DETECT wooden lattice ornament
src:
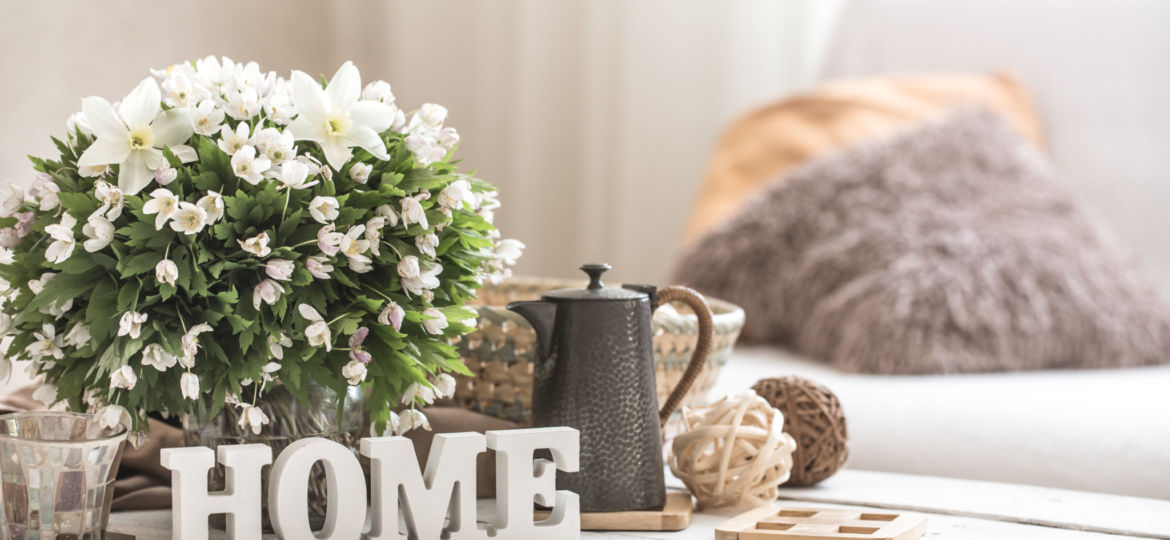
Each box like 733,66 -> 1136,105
716,506 -> 926,540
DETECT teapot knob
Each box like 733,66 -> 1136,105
580,263 -> 611,290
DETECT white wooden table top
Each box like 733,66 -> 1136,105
107,470 -> 1170,539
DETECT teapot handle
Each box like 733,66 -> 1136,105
653,285 -> 714,427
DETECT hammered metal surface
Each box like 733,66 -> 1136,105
531,297 -> 667,512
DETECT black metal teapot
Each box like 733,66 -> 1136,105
507,263 -> 714,512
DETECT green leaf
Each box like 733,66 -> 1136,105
118,251 -> 162,277
116,281 -> 141,312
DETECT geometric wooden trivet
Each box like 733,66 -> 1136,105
716,506 -> 926,539
536,491 -> 694,531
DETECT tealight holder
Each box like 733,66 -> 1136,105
0,411 -> 127,539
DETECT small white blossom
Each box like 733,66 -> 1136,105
378,301 -> 405,331
265,259 -> 294,281
274,160 -> 317,190
238,231 -> 271,257
32,384 -> 57,407
231,145 -> 271,185
153,166 -> 177,186
96,405 -> 132,432
169,202 -> 208,235
308,196 -> 339,224
110,365 -> 137,390
253,127 -> 296,165
82,214 -> 114,252
298,304 -> 331,351
44,213 -> 77,264
180,372 -> 200,400
403,263 -> 442,297
434,374 -> 457,399
28,272 -> 55,294
421,307 -> 448,335
401,382 -> 437,406
0,184 -> 22,218
268,332 -> 292,360
236,403 -> 270,435
63,323 -> 89,348
160,72 -> 205,108
117,311 -> 148,339
438,179 -> 472,211
339,225 -> 372,273
217,123 -> 251,155
396,409 -> 430,435
341,360 -> 367,385
93,180 -> 124,221
142,188 -> 179,230
155,259 -> 179,286
305,255 -> 333,279
374,204 -> 399,227
416,233 -> 439,258
26,324 -> 63,360
140,343 -> 177,372
400,195 -> 428,229
397,255 -> 421,280
67,111 -> 93,136
196,191 -> 225,224
191,100 -> 225,136
252,279 -> 283,309
179,323 -> 213,367
348,163 -> 372,184
316,224 -> 343,256
0,247 -> 12,265
263,90 -> 296,125
361,80 -> 396,105
31,174 -> 60,211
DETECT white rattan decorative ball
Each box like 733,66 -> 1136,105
668,390 -> 797,508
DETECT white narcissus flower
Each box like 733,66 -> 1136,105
76,77 -> 195,195
94,180 -> 124,220
231,145 -> 271,185
238,231 -> 271,257
438,179 -> 472,211
155,259 -> 179,286
32,384 -> 57,407
400,195 -> 428,229
140,343 -> 177,372
236,403 -> 270,435
308,196 -> 339,224
110,365 -> 137,390
63,323 -> 89,348
191,100 -> 225,136
25,324 -> 63,360
265,259 -> 294,281
421,307 -> 448,335
298,304 -> 331,351
117,311 -> 148,339
378,301 -> 405,331
169,202 -> 208,235
268,332 -> 292,360
252,279 -> 283,309
82,214 -> 114,252
196,191 -> 225,224
142,188 -> 179,230
348,162 -> 372,184
434,374 -> 457,399
341,360 -> 367,386
401,382 -> 437,406
217,123 -> 251,155
44,213 -> 77,264
287,62 -> 396,171
305,255 -> 333,279
274,160 -> 317,190
396,409 -> 430,435
179,323 -> 213,367
180,372 -> 200,400
96,405 -> 132,432
415,233 -> 439,259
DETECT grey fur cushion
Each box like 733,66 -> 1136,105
674,109 -> 1170,374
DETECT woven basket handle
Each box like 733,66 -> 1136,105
654,285 -> 714,427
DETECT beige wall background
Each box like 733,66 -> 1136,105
0,0 -> 841,285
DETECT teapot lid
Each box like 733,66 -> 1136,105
542,263 -> 649,301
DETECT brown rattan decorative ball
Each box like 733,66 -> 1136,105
752,376 -> 848,486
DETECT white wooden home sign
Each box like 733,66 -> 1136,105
159,426 -> 581,540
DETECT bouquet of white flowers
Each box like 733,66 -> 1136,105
0,57 -> 522,443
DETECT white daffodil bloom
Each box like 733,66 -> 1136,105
434,374 -> 457,399
230,145 -> 271,185
348,162 -> 372,184
396,409 -> 430,435
25,324 -> 63,360
421,307 -> 448,335
196,191 -> 225,224
155,259 -> 179,286
63,323 -> 90,348
140,343 -> 177,372
415,233 -> 439,259
308,196 -> 339,224
93,180 -> 124,221
298,304 -> 331,351
0,184 -> 23,217
305,255 -> 333,279
252,279 -> 283,310
110,365 -> 137,390
82,214 -> 114,252
268,332 -> 292,360
265,259 -> 294,281
274,160 -> 317,190
253,127 -> 295,165
236,403 -> 270,435
117,311 -> 148,339
341,360 -> 367,386
378,301 -> 405,331
361,80 -> 396,105
400,195 -> 428,229
32,384 -> 57,407
403,263 -> 442,297
238,231 -> 271,257
76,77 -> 195,195
316,224 -> 343,256
397,255 -> 420,280
287,62 -> 396,170
96,405 -> 132,432
217,123 -> 251,155
401,382 -> 437,406
142,188 -> 179,230
169,202 -> 208,235
180,372 -> 200,400
44,213 -> 77,264
179,323 -> 213,367
191,100 -> 225,136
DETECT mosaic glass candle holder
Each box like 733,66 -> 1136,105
0,411 -> 127,539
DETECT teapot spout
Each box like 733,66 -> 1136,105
506,300 -> 556,358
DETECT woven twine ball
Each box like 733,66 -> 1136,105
668,391 -> 797,508
751,376 -> 848,486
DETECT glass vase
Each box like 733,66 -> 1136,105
181,382 -> 363,532
0,411 -> 128,540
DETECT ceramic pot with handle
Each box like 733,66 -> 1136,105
507,263 -> 714,512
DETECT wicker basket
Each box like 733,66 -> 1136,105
453,277 -> 745,425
